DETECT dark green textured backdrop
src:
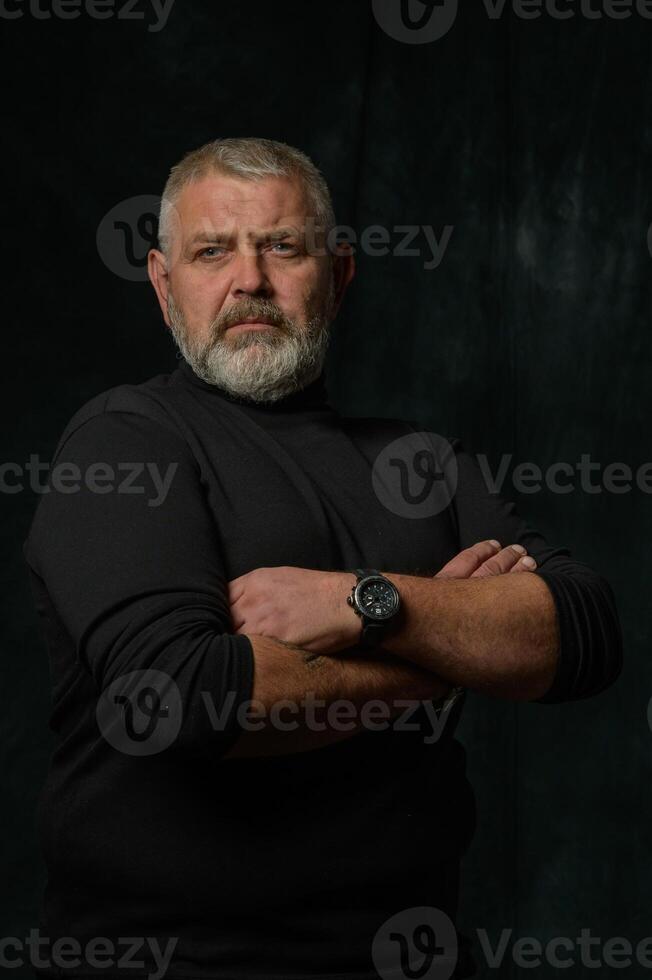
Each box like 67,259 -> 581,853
2,2 -> 649,977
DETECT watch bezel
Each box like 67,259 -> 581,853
353,574 -> 401,622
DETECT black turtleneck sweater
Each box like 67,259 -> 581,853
23,359 -> 622,980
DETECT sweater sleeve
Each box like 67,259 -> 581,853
446,436 -> 623,704
23,404 -> 254,758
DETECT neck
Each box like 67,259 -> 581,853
177,359 -> 331,412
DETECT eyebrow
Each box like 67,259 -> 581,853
186,227 -> 303,248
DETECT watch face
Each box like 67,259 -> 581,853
357,577 -> 400,621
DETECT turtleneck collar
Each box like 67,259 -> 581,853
175,358 -> 332,413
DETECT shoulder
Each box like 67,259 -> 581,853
51,370 -> 187,461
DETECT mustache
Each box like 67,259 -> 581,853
214,300 -> 290,334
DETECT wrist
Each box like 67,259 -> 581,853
334,570 -> 363,649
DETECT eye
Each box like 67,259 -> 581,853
197,246 -> 226,260
269,242 -> 298,254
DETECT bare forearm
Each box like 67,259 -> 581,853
381,571 -> 559,701
223,633 -> 452,759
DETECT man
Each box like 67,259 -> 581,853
23,137 -> 622,980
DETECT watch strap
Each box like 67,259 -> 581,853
351,568 -> 396,648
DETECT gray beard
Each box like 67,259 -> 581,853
166,292 -> 333,405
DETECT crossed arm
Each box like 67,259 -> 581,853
27,412 -> 620,762
223,540 -> 555,758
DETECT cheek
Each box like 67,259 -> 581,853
276,268 -> 325,316
174,275 -> 228,323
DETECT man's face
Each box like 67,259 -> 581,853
148,172 -> 354,403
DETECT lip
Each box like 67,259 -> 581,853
226,319 -> 276,332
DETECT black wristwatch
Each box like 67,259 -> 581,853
346,568 -> 402,648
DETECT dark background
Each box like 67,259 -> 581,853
3,1 -> 649,976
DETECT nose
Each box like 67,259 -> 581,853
229,249 -> 272,299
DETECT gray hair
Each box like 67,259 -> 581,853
158,137 -> 336,255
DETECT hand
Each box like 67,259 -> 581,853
226,542 -> 537,658
435,539 -> 537,579
227,565 -> 358,655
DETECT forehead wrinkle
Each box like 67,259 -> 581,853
179,176 -> 310,226
184,218 -> 305,247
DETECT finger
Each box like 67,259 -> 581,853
435,539 -> 502,579
229,602 -> 246,630
509,554 -> 537,573
471,544 -> 531,577
226,575 -> 247,605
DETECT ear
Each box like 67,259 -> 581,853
330,244 -> 356,320
148,248 -> 171,327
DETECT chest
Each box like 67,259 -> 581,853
186,405 -> 460,580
